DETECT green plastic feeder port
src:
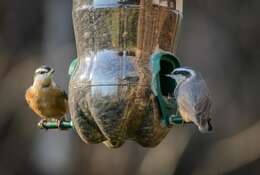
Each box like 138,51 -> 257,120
150,51 -> 184,126
68,57 -> 78,76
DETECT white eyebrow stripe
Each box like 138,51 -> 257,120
35,68 -> 48,73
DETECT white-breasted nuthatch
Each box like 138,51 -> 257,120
25,65 -> 68,129
168,67 -> 213,133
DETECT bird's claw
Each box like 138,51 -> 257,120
57,120 -> 62,129
37,120 -> 48,130
57,119 -> 68,130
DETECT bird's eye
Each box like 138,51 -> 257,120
196,111 -> 203,117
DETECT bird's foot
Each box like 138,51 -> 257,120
57,118 -> 68,130
37,119 -> 48,130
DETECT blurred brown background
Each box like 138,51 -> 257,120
0,0 -> 260,175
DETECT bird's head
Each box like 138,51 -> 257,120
33,65 -> 55,88
167,67 -> 196,84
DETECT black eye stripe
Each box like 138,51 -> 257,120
173,70 -> 184,75
173,70 -> 190,76
44,67 -> 51,72
39,71 -> 47,74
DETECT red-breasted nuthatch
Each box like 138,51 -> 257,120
25,65 -> 68,129
168,67 -> 213,133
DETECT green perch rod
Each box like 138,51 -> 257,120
169,115 -> 192,125
38,120 -> 74,130
37,116 -> 190,130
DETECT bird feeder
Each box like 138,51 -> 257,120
44,0 -> 186,148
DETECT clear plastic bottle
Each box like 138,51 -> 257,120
69,0 -> 183,148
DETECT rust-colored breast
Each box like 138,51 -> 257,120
25,86 -> 68,120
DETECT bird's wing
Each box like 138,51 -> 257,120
25,87 -> 46,118
25,87 -> 33,106
195,78 -> 211,109
194,92 -> 211,118
175,82 -> 196,122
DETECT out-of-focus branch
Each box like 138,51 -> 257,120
138,128 -> 192,175
193,120 -> 260,175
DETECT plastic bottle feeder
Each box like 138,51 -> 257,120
43,0 -> 186,148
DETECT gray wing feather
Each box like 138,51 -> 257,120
175,73 -> 211,118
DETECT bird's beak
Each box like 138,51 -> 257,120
166,74 -> 174,78
50,68 -> 55,74
47,69 -> 55,77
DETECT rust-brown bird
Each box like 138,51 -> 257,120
25,65 -> 68,129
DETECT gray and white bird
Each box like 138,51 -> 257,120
168,67 -> 213,133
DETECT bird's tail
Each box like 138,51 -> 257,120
199,119 -> 213,133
